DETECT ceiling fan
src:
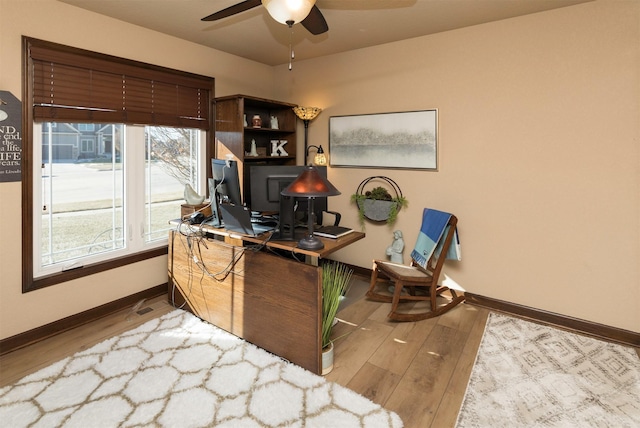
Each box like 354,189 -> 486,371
202,0 -> 329,35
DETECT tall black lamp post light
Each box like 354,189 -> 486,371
293,106 -> 322,164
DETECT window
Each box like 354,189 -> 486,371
23,37 -> 214,292
144,126 -> 203,242
36,122 -> 204,276
80,138 -> 94,153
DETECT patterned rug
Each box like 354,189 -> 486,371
456,312 -> 640,427
0,309 -> 403,427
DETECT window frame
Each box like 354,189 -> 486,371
22,37 -> 214,293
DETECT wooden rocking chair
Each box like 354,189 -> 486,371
366,209 -> 465,321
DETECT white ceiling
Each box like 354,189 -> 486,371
57,0 -> 592,66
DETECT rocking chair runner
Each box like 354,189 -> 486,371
366,209 -> 465,321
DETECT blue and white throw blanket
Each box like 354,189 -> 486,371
410,208 -> 461,270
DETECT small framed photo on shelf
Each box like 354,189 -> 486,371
329,109 -> 437,170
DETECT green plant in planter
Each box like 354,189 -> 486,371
351,186 -> 408,229
322,261 -> 353,349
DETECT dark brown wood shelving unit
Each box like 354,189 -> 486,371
214,95 -> 298,199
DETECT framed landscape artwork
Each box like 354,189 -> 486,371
329,109 -> 437,170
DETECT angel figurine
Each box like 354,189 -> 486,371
386,230 -> 405,264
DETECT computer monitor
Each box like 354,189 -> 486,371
248,165 -> 328,225
211,159 -> 243,206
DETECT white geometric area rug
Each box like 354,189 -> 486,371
456,312 -> 640,427
1,309 -> 403,428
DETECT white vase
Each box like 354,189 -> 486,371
184,183 -> 204,205
322,342 -> 334,375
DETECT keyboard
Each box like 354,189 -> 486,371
252,223 -> 276,234
251,216 -> 278,227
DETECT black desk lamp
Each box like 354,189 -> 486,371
281,166 -> 341,250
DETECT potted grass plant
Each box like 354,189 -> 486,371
321,261 -> 353,375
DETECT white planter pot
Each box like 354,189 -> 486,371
322,342 -> 334,375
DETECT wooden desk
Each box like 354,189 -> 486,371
168,223 -> 364,374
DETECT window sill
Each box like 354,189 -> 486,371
23,246 -> 168,293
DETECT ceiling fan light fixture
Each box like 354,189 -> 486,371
262,0 -> 316,25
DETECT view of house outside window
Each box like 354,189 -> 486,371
37,122 -> 202,274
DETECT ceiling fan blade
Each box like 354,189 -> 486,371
201,0 -> 262,22
301,5 -> 328,35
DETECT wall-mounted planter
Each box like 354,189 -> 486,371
351,176 -> 408,229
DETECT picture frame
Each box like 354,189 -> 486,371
329,109 -> 437,170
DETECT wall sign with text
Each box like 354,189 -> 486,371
0,91 -> 22,183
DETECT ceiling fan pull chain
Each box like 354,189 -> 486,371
288,20 -> 294,71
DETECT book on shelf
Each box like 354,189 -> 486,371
313,225 -> 354,239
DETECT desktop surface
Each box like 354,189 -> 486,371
172,219 -> 364,260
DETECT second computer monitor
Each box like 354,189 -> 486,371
248,164 -> 328,224
211,159 -> 243,206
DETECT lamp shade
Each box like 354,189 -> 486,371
293,106 -> 322,121
313,149 -> 327,166
281,166 -> 340,197
262,0 -> 316,25
306,144 -> 327,166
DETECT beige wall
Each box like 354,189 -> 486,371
1,0 -> 638,340
0,0 -> 278,340
274,0 -> 640,332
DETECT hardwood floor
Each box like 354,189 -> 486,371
326,277 -> 489,428
0,278 -> 488,428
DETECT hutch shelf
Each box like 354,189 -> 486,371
215,95 -> 298,197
